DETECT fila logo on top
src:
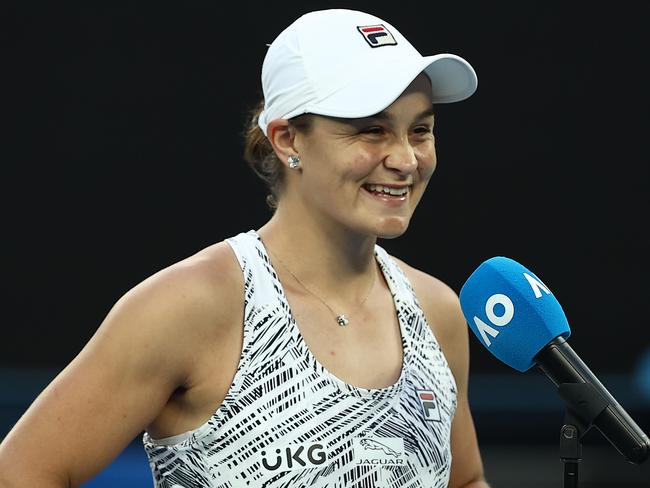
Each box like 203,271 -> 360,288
417,390 -> 442,422
357,24 -> 398,47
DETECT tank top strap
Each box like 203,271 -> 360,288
373,244 -> 421,308
226,229 -> 284,305
224,229 -> 291,392
373,244 -> 450,367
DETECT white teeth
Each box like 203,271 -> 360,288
367,184 -> 409,196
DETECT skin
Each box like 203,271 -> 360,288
0,74 -> 489,487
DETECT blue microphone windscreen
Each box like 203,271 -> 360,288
459,257 -> 571,372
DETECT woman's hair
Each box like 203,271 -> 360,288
242,99 -> 313,210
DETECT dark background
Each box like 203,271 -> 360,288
3,1 -> 649,486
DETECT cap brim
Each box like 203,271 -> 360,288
299,53 -> 477,120
423,53 -> 478,104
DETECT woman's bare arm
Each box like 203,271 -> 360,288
0,244 -> 242,487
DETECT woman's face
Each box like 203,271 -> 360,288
291,73 -> 437,239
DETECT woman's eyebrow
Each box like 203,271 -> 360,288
365,107 -> 435,121
417,107 -> 436,120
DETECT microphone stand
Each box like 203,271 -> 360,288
559,416 -> 581,488
535,336 -> 649,485
554,382 -> 609,488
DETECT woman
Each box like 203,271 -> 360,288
0,8 -> 489,488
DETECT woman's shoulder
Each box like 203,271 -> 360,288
387,254 -> 459,311
143,238 -> 242,308
109,239 -> 244,344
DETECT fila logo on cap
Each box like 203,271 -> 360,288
357,24 -> 397,48
417,390 -> 442,422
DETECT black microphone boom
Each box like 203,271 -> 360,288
534,336 -> 650,464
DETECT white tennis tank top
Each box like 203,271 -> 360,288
143,230 -> 457,487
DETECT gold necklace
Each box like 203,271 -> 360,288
268,249 -> 376,327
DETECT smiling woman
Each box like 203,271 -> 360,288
0,8 -> 489,488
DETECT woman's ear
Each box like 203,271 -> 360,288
267,119 -> 298,167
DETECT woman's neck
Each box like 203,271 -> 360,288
256,201 -> 378,300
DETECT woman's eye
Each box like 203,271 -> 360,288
413,126 -> 433,134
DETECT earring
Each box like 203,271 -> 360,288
288,155 -> 301,169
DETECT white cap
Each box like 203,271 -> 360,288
258,9 -> 478,136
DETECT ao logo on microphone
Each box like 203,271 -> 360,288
473,273 -> 550,347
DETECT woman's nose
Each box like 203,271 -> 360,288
384,137 -> 418,174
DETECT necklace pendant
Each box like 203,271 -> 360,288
336,315 -> 349,327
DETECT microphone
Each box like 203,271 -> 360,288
459,256 -> 649,464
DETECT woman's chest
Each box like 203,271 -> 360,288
287,287 -> 405,390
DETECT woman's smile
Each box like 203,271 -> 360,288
361,183 -> 412,207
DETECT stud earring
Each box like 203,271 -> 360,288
288,155 -> 301,169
